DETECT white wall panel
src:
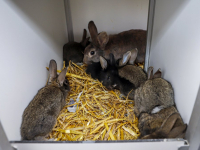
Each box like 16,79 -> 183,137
11,140 -> 186,150
149,0 -> 200,124
70,0 -> 149,42
0,0 -> 67,140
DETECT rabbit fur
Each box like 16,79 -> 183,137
118,48 -> 147,89
86,53 -> 141,100
83,21 -> 146,65
20,60 -> 70,140
134,66 -> 175,117
63,29 -> 90,66
139,106 -> 187,139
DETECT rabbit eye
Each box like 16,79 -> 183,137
90,51 -> 95,55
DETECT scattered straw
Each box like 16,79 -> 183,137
47,61 -> 140,141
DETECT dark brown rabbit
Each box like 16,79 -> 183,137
134,66 -> 175,117
139,106 -> 187,139
83,21 -> 146,65
20,60 -> 70,140
63,29 -> 90,66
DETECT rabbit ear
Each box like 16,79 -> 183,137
142,113 -> 182,139
109,53 -> 115,66
175,125 -> 187,138
49,59 -> 57,82
88,21 -> 98,47
168,124 -> 187,138
58,68 -> 67,86
97,32 -> 109,50
81,29 -> 90,47
147,66 -> 154,80
128,48 -> 138,65
82,29 -> 87,40
119,51 -> 131,67
153,68 -> 162,79
160,113 -> 180,135
100,56 -> 107,70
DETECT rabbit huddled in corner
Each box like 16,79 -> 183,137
63,29 -> 90,66
20,60 -> 70,140
83,21 -> 146,65
134,66 -> 175,118
139,106 -> 187,139
86,53 -> 145,99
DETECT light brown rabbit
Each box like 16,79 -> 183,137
20,60 -> 70,140
83,21 -> 146,65
118,48 -> 147,88
134,66 -> 175,117
139,106 -> 187,139
114,48 -> 147,99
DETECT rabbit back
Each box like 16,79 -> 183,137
21,85 -> 66,140
63,42 -> 84,66
152,78 -> 174,107
108,29 -> 146,63
138,106 -> 179,137
118,65 -> 147,88
139,106 -> 186,139
134,78 -> 174,117
63,29 -> 90,66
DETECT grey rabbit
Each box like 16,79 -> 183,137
63,29 -> 90,66
83,21 -> 146,65
134,66 -> 175,117
20,60 -> 70,140
139,106 -> 187,139
118,48 -> 147,90
86,52 -> 145,100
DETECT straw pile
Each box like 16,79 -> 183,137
48,61 -> 140,141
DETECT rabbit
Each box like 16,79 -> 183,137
118,48 -> 147,88
139,106 -> 187,139
63,29 -> 90,66
20,59 -> 70,140
86,53 -> 137,100
83,21 -> 147,65
134,66 -> 175,118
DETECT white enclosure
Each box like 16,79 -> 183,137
0,0 -> 149,141
0,0 -> 67,141
70,0 -> 149,41
0,0 -> 200,150
149,0 -> 200,124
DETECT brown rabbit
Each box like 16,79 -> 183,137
20,60 -> 70,140
139,106 -> 187,139
63,29 -> 90,66
115,48 -> 147,99
118,48 -> 147,88
134,66 -> 175,117
83,21 -> 146,65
